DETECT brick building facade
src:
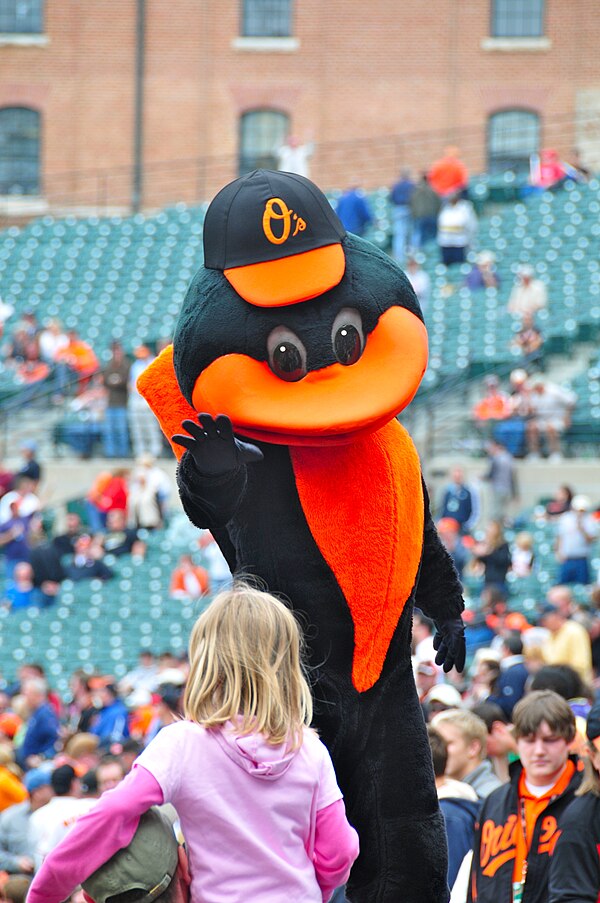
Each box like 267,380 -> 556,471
0,0 -> 599,213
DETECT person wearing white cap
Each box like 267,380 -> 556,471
507,265 -> 548,317
555,494 -> 599,585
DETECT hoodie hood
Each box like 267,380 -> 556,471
213,722 -> 298,781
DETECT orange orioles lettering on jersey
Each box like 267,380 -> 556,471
480,815 -> 561,877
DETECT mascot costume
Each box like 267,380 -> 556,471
138,169 -> 466,902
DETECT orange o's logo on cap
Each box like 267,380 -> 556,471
262,197 -> 307,245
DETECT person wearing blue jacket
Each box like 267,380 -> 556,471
335,186 -> 373,238
428,726 -> 480,888
90,683 -> 130,749
17,679 -> 59,768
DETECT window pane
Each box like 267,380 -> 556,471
0,107 -> 40,194
487,110 -> 540,174
0,0 -> 43,34
242,0 -> 292,37
492,0 -> 544,37
239,110 -> 289,175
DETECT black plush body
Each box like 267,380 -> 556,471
176,440 -> 464,902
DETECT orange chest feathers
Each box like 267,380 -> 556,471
290,419 -> 424,693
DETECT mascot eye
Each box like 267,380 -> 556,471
331,308 -> 364,366
267,327 -> 308,382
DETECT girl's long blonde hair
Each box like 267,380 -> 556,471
184,583 -> 313,748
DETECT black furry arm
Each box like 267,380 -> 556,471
176,450 -> 248,530
414,480 -> 465,622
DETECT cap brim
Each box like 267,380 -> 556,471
224,243 -> 345,307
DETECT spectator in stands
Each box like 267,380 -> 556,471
409,173 -> 441,248
530,148 -> 567,191
389,170 -> 415,263
54,330 -> 99,399
539,601 -> 593,684
412,611 -> 438,666
472,374 -> 511,424
51,512 -> 83,558
62,733 -> 100,777
38,320 -> 68,367
427,726 -> 479,889
128,345 -> 163,459
0,460 -> 14,499
471,701 -> 517,784
85,468 -> 129,535
464,250 -> 500,291
16,678 -> 59,768
169,554 -> 210,601
548,697 -> 600,903
0,476 -> 41,524
436,517 -> 469,579
14,441 -> 41,488
120,652 -> 159,698
512,311 -> 544,369
0,745 -> 27,812
507,264 -> 548,318
102,341 -> 131,459
511,531 -> 534,577
65,673 -> 98,734
439,467 -> 479,534
405,256 -> 431,314
90,683 -> 130,749
526,376 -> 577,459
198,531 -> 232,594
428,146 -> 469,198
61,374 -> 107,458
28,764 -> 95,869
127,455 -> 170,531
472,520 -> 512,594
0,767 -> 52,875
0,502 -> 35,579
275,133 -> 314,178
101,508 -> 146,559
555,493 -> 599,585
64,534 -> 113,583
482,439 -> 518,522
545,484 -> 574,518
436,192 -> 478,267
486,633 -> 529,719
95,756 -> 125,795
431,709 -> 503,800
15,341 -> 50,404
335,184 -> 372,238
468,691 -> 581,903
4,561 -> 55,610
144,683 -> 183,745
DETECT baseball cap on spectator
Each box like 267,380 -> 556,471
82,807 -> 179,903
157,668 -> 186,688
572,494 -> 591,511
586,701 -> 600,751
518,264 -> 535,278
504,612 -> 530,633
425,685 -> 463,710
80,769 -> 98,796
51,764 -> 77,795
510,369 -> 528,386
539,602 -> 560,619
24,767 -> 52,794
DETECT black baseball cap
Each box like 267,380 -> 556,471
587,700 -> 600,748
203,169 -> 346,308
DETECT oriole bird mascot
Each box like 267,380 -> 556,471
138,170 -> 466,902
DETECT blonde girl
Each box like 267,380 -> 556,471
28,584 -> 359,903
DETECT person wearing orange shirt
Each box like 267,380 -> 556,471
468,690 -> 582,903
0,748 -> 27,813
429,146 -> 469,198
54,330 -> 99,397
169,554 -> 210,600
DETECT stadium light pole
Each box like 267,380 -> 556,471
132,0 -> 145,214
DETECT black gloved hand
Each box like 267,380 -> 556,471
433,616 -> 466,673
172,413 -> 263,477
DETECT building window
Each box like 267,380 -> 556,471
0,0 -> 43,33
0,107 -> 40,194
241,0 -> 292,37
491,0 -> 544,37
239,109 -> 289,176
487,109 -> 540,174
